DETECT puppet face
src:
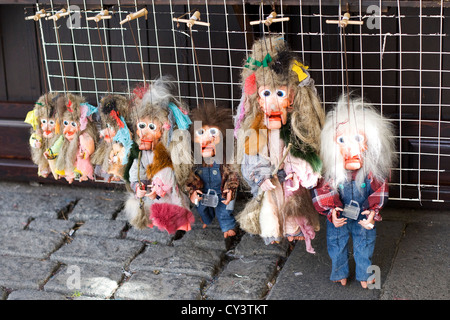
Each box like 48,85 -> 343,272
40,118 -> 56,139
194,125 -> 221,158
100,124 -> 117,143
136,116 -> 162,151
257,85 -> 293,130
336,130 -> 367,170
62,118 -> 80,141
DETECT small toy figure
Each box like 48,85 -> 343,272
235,35 -> 323,250
25,92 -> 62,178
311,95 -> 396,288
53,93 -> 98,183
124,78 -> 194,236
186,103 -> 240,239
91,94 -> 135,182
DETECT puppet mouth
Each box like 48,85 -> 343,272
344,155 -> 362,169
43,130 -> 53,136
139,138 -> 153,150
201,145 -> 215,156
267,112 -> 282,122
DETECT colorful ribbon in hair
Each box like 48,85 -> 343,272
244,53 -> 273,70
168,102 -> 192,130
112,117 -> 133,165
24,109 -> 39,130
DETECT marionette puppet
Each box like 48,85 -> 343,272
235,35 -> 324,250
91,94 -> 137,182
124,78 -> 194,237
185,103 -> 240,239
311,95 -> 396,288
25,92 -> 63,179
52,93 -> 98,183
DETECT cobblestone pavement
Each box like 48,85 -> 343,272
0,181 -> 449,302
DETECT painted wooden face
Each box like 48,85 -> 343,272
336,130 -> 368,170
194,125 -> 221,158
62,118 -> 80,141
100,124 -> 117,143
136,116 -> 162,151
257,85 -> 294,129
40,117 -> 56,139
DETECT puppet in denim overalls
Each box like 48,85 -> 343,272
311,95 -> 396,288
186,103 -> 239,239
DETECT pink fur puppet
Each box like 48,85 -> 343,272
123,78 -> 194,237
311,94 -> 396,288
235,35 -> 324,250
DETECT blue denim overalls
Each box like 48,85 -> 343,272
195,162 -> 236,233
326,176 -> 377,282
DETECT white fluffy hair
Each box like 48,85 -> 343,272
321,95 -> 396,190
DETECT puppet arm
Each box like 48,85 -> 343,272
241,153 -> 272,191
221,164 -> 240,200
284,154 -> 321,190
185,171 -> 204,204
364,176 -> 389,222
310,178 -> 343,222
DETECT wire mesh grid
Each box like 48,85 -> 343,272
28,0 -> 450,204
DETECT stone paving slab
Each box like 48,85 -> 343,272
232,233 -> 290,258
129,244 -> 223,280
50,235 -> 145,268
68,197 -> 124,221
380,221 -> 450,300
114,271 -> 204,300
0,216 -> 30,232
74,220 -> 127,238
0,255 -> 60,291
204,255 -> 280,300
7,289 -> 68,300
173,227 -> 228,252
44,263 -> 123,299
266,218 -> 406,300
26,217 -> 77,235
124,226 -> 172,245
0,229 -> 66,259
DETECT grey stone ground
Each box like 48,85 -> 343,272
0,181 -> 448,301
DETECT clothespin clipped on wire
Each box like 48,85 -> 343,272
46,8 -> 70,21
119,8 -> 148,25
250,11 -> 289,27
86,9 -> 112,23
173,11 -> 210,29
326,12 -> 363,28
25,9 -> 50,21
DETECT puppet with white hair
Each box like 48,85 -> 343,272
311,94 -> 396,288
124,78 -> 194,237
235,35 -> 324,250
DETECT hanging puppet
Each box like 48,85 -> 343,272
185,103 -> 240,239
123,78 -> 194,236
91,94 -> 137,183
52,93 -> 98,183
235,35 -> 324,251
25,92 -> 62,178
311,95 -> 396,288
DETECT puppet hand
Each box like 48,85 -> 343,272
221,189 -> 232,205
285,173 -> 300,192
331,207 -> 347,228
359,210 -> 375,230
135,183 -> 147,198
145,188 -> 158,200
260,178 -> 276,192
190,190 -> 203,205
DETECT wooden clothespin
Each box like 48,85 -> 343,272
119,8 -> 148,25
326,12 -> 363,28
173,11 -> 210,28
25,9 -> 50,21
46,8 -> 70,21
86,9 -> 112,23
250,11 -> 289,26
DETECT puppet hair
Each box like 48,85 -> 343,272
320,94 -> 397,190
99,94 -> 131,131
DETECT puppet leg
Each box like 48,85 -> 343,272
215,201 -> 236,238
352,220 -> 377,285
326,219 -> 350,282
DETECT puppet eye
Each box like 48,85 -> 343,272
337,135 -> 345,144
196,128 -> 205,136
63,120 -> 69,126
106,123 -> 111,129
209,128 -> 218,136
354,134 -> 365,143
148,123 -> 157,130
49,120 -> 55,125
259,89 -> 272,98
71,122 -> 78,128
138,122 -> 146,130
41,119 -> 47,124
276,89 -> 287,98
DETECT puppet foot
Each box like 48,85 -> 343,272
223,229 -> 236,238
334,279 -> 347,286
360,279 -> 375,289
287,235 -> 305,242
79,175 -> 88,182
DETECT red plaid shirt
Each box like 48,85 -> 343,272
311,173 -> 388,222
